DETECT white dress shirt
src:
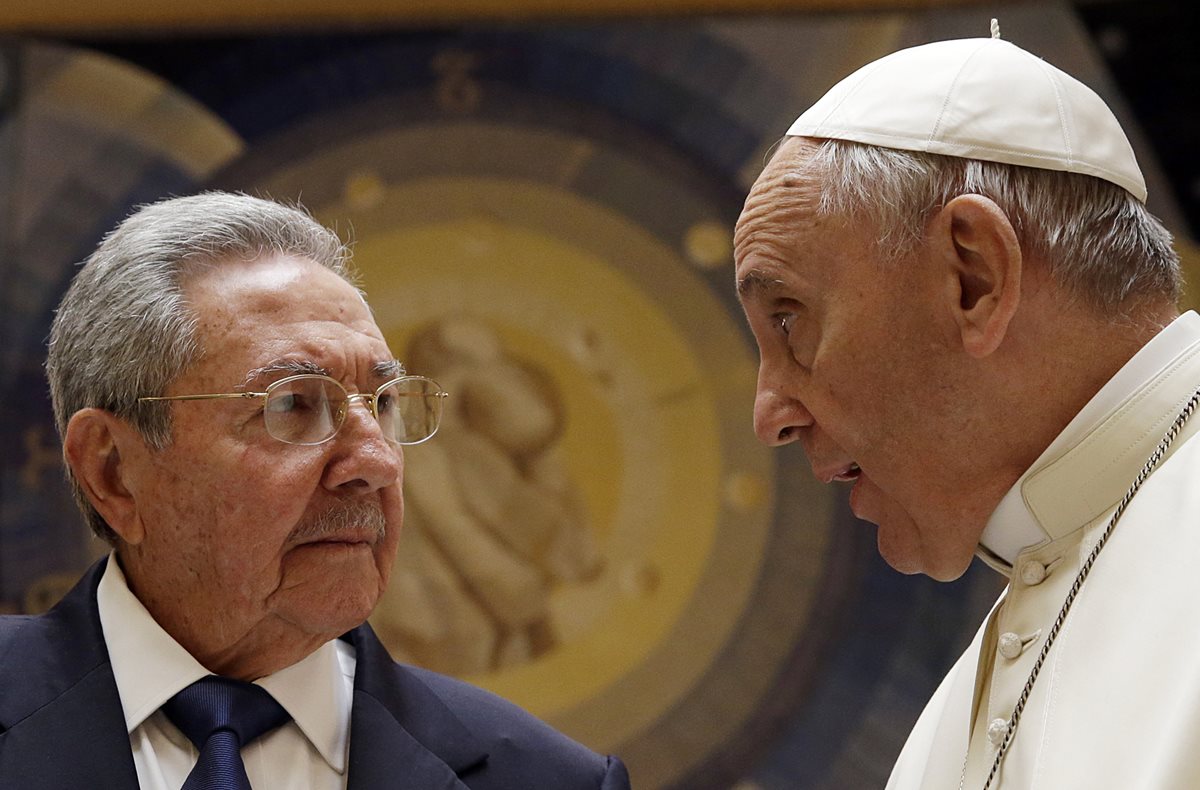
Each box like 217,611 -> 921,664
978,310 -> 1200,567
96,556 -> 356,790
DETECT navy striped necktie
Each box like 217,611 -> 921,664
164,675 -> 292,790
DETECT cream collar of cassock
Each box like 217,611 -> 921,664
978,310 -> 1200,571
96,555 -> 353,772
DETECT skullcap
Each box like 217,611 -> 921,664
786,36 -> 1146,201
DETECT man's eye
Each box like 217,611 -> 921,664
267,393 -> 306,413
775,313 -> 797,336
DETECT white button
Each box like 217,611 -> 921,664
987,717 -> 1008,745
1021,561 -> 1047,586
998,632 -> 1024,659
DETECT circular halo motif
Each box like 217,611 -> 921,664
220,112 -> 840,786
4,26 -> 1191,790
194,29 -> 1198,789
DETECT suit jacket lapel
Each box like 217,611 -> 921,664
0,562 -> 490,789
0,558 -> 139,788
344,624 -> 487,790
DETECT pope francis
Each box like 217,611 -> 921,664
734,26 -> 1200,790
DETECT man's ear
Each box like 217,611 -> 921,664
928,194 -> 1023,358
63,409 -> 146,545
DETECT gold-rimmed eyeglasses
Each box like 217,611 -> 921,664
138,373 -> 448,446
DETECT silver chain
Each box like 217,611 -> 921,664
977,384 -> 1200,790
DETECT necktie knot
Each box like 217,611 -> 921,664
164,676 -> 291,790
166,676 -> 290,748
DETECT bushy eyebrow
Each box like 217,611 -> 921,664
239,358 -> 404,389
736,269 -> 785,300
372,359 -> 405,379
241,360 -> 329,387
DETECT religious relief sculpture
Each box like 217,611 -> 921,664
372,317 -> 602,675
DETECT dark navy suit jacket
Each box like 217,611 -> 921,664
0,560 -> 631,789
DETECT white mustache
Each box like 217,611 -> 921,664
291,500 -> 387,542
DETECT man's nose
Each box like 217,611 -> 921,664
323,400 -> 402,492
753,374 -> 813,447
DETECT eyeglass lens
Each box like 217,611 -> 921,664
378,377 -> 443,444
263,376 -> 442,445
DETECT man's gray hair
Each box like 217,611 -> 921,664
800,138 -> 1181,311
46,192 -> 352,543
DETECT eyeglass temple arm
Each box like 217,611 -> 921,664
138,392 -> 266,403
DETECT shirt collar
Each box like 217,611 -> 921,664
257,632 -> 355,774
978,310 -> 1200,567
97,556 -> 210,733
96,555 -> 354,773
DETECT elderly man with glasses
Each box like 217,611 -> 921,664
0,192 -> 630,790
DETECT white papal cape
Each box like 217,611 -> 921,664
888,312 -> 1200,790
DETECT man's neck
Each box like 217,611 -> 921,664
114,552 -> 338,681
997,295 -> 1175,486
974,300 -> 1183,565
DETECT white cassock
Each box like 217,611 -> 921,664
888,311 -> 1200,790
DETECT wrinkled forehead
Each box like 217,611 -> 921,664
734,138 -> 824,264
187,254 -> 371,324
184,255 -> 389,377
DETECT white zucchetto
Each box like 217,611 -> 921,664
786,36 -> 1147,201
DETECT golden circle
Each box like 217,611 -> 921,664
724,471 -> 769,512
316,175 -> 774,745
347,206 -> 724,716
241,122 -> 833,785
684,220 -> 733,269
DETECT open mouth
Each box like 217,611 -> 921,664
832,463 -> 862,483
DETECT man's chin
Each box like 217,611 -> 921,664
279,589 -> 379,637
875,532 -> 925,576
876,529 -> 974,581
273,559 -> 384,635
850,479 -> 974,580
